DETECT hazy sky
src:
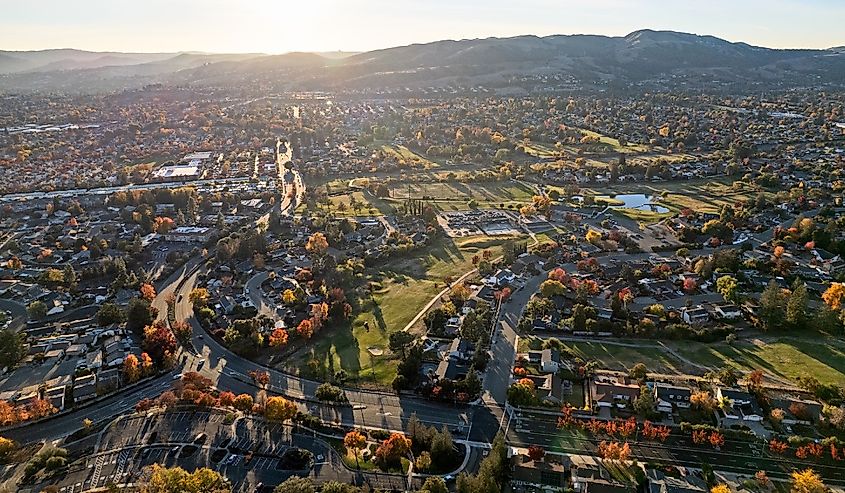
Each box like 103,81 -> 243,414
2,0 -> 844,53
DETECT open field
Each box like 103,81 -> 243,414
672,338 -> 845,387
288,234 -> 516,386
526,335 -> 845,387
389,180 -> 535,211
378,144 -> 439,169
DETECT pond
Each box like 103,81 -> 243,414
572,193 -> 670,213
594,193 -> 670,213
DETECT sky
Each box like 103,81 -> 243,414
2,0 -> 844,53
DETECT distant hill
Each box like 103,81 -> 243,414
2,31 -> 845,94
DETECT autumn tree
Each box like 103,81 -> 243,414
375,433 -> 412,467
596,441 -> 631,461
305,232 -> 329,256
822,282 -> 845,311
527,445 -> 545,462
233,394 -> 254,412
269,328 -> 289,348
139,283 -> 157,302
790,468 -> 826,493
264,396 -> 297,422
292,318 -> 313,340
123,354 -> 141,383
138,464 -> 229,493
343,431 -> 367,469
188,288 -> 209,308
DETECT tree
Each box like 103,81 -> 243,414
629,363 -> 648,382
143,321 -> 177,366
415,451 -> 432,472
0,437 -> 16,459
539,279 -> 566,298
127,298 -> 157,333
264,396 -> 297,422
716,275 -> 739,303
343,431 -> 367,469
189,288 -> 209,308
273,476 -> 315,493
586,229 -> 602,244
759,281 -> 787,330
269,328 -> 289,348
822,283 -> 845,310
710,486 -> 730,493
139,464 -> 229,493
375,433 -> 412,467
232,394 -> 254,412
296,319 -> 313,339
139,283 -> 157,302
596,441 -> 631,461
527,445 -> 545,462
97,303 -> 126,325
420,476 -> 448,493
282,289 -> 297,305
716,366 -> 741,387
27,300 -> 47,320
507,380 -> 536,407
123,354 -> 141,383
305,232 -> 329,256
633,385 -> 656,417
786,283 -> 808,329
0,329 -> 25,370
450,283 -> 471,302
790,468 -> 826,493
388,331 -> 415,358
431,426 -> 455,468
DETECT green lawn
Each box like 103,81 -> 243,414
287,234 -> 515,386
611,207 -> 674,225
536,336 -> 845,387
379,144 -> 439,169
673,338 -> 845,387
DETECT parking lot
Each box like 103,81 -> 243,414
38,409 -> 353,493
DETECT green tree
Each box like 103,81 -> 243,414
27,300 -> 47,320
629,363 -> 648,382
126,297 -> 156,333
786,283 -> 808,330
633,385 -> 656,417
759,281 -> 786,330
273,476 -> 315,493
420,476 -> 449,493
431,426 -> 455,469
97,303 -> 126,326
388,331 -> 415,358
0,329 -> 25,370
715,275 -> 739,303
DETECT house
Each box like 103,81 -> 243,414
647,468 -> 707,493
681,305 -> 709,325
712,303 -> 742,320
716,387 -> 763,422
163,226 -> 210,243
447,338 -> 474,362
73,373 -> 97,403
527,349 -> 560,374
653,383 -> 692,414
511,452 -> 571,491
592,379 -> 641,408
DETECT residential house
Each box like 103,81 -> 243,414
716,388 -> 763,422
653,383 -> 692,414
681,305 -> 709,325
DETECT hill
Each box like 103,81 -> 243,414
2,31 -> 844,94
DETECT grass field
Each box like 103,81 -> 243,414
528,335 -> 845,387
379,144 -> 439,169
388,180 -> 535,211
672,338 -> 845,387
287,234 -> 515,386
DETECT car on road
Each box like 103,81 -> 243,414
173,373 -> 183,380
